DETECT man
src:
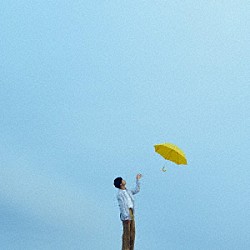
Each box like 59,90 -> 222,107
114,174 -> 142,250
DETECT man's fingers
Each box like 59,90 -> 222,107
136,173 -> 142,179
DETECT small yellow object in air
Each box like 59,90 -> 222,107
154,143 -> 187,165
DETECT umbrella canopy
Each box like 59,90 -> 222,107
154,143 -> 187,165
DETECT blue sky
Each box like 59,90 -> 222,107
1,1 -> 249,249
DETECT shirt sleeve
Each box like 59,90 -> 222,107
131,179 -> 140,195
117,194 -> 130,220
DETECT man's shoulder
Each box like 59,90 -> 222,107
117,189 -> 126,197
116,189 -> 122,196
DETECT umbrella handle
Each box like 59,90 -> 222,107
161,164 -> 167,172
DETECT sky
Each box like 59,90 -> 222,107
1,1 -> 249,249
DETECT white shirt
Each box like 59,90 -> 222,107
116,179 -> 140,221
122,189 -> 133,209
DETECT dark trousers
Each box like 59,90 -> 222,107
122,209 -> 135,250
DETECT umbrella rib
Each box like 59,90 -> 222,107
177,154 -> 180,164
167,150 -> 183,164
175,151 -> 179,164
166,149 -> 173,160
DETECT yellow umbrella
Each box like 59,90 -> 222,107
154,143 -> 187,165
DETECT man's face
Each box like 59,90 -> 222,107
120,179 -> 126,188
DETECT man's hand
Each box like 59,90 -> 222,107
136,173 -> 142,180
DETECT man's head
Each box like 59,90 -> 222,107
114,177 -> 126,189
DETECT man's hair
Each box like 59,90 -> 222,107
114,177 -> 122,189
